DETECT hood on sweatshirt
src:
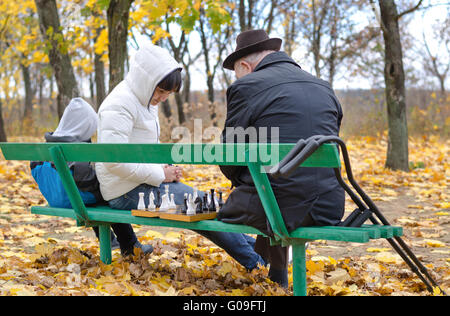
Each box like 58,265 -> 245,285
48,98 -> 98,142
125,43 -> 182,108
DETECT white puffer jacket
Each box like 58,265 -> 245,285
96,43 -> 181,201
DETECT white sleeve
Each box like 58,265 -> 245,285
98,106 -> 166,186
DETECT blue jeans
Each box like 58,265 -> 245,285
108,182 -> 265,270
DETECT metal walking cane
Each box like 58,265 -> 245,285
271,135 -> 447,296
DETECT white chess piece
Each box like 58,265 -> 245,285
193,187 -> 198,201
160,193 -> 170,212
169,193 -> 176,210
161,185 -> 172,212
148,191 -> 156,211
186,194 -> 196,215
137,192 -> 146,210
159,186 -> 170,212
165,184 -> 170,196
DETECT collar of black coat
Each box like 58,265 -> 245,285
253,51 -> 302,72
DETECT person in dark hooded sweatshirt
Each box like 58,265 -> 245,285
30,97 -> 149,255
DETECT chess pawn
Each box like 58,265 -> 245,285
137,192 -> 146,210
148,191 -> 156,211
169,193 -> 176,210
186,194 -> 196,215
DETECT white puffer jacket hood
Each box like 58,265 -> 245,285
96,43 -> 181,201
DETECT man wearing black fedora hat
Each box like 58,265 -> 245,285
217,29 -> 345,287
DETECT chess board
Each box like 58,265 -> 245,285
131,209 -> 217,222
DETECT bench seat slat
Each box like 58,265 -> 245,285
31,206 -> 266,236
32,206 -> 401,244
289,226 -> 370,243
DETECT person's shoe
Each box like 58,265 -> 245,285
269,268 -> 288,288
121,241 -> 153,256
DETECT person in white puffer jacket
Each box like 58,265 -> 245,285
97,43 -> 266,271
96,44 -> 182,200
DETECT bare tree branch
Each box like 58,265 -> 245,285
397,0 -> 423,20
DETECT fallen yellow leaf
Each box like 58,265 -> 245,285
375,252 -> 403,264
367,247 -> 391,253
144,230 -> 163,239
425,239 -> 445,248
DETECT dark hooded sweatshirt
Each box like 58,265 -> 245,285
30,98 -> 104,208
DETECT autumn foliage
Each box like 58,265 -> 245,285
0,134 -> 448,296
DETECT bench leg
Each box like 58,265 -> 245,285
292,241 -> 308,296
99,224 -> 112,264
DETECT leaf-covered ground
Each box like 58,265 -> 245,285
0,135 -> 448,296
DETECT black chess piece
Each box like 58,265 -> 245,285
195,196 -> 203,213
218,191 -> 224,209
181,197 -> 188,214
155,190 -> 161,208
208,189 -> 216,212
202,195 -> 209,213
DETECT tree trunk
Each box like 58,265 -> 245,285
0,97 -> 7,142
94,40 -> 106,109
175,94 -> 186,124
161,100 -> 172,118
21,61 -> 34,122
379,0 -> 409,171
35,0 -> 79,119
311,1 -> 328,79
164,29 -> 188,124
239,0 -> 246,31
107,0 -> 134,92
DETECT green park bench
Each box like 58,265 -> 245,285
0,140 -> 409,296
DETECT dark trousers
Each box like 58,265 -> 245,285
92,223 -> 137,252
254,213 -> 315,275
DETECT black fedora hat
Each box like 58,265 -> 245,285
223,29 -> 282,70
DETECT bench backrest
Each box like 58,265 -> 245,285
0,142 -> 340,240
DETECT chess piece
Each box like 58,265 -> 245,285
218,191 -> 224,209
195,196 -> 203,213
169,193 -> 176,210
160,191 -> 170,212
155,190 -> 161,208
181,197 -> 188,214
148,191 -> 156,211
202,195 -> 209,213
186,194 -> 196,215
193,187 -> 198,201
137,192 -> 146,210
164,184 -> 170,196
208,189 -> 216,212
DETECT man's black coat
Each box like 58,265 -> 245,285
218,51 -> 345,236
